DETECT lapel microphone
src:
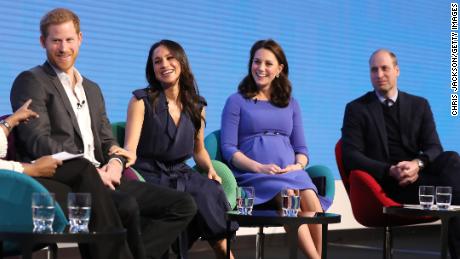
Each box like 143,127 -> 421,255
77,100 -> 86,109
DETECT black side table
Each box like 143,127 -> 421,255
226,210 -> 341,259
0,229 -> 126,259
384,205 -> 460,259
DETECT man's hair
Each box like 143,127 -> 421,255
40,8 -> 80,38
369,49 -> 398,66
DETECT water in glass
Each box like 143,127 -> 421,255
68,193 -> 91,233
237,197 -> 254,215
436,186 -> 452,210
32,193 -> 55,233
236,187 -> 255,215
419,186 -> 435,210
281,189 -> 300,217
69,206 -> 91,233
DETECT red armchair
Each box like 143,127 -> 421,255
335,139 -> 435,259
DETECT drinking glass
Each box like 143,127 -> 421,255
436,186 -> 452,210
281,189 -> 301,217
32,192 -> 55,233
68,193 -> 91,233
419,185 -> 435,209
236,186 -> 255,215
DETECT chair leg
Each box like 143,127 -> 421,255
256,226 -> 265,259
47,244 -> 58,259
383,226 -> 393,259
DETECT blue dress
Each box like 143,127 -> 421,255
131,88 -> 237,246
221,93 -> 332,210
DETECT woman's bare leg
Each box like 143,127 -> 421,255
210,238 -> 234,259
298,189 -> 323,258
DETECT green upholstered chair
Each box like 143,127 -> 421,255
204,130 -> 336,205
110,122 -> 237,209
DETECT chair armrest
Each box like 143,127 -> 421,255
350,170 -> 400,207
349,170 -> 401,226
111,122 -> 126,147
122,167 -> 146,182
306,165 -> 335,202
194,160 -> 237,209
0,169 -> 68,254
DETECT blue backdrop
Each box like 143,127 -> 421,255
1,1 -> 457,178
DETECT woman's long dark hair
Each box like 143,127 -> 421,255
145,40 -> 204,137
238,39 -> 291,107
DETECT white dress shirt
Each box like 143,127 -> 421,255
51,65 -> 101,167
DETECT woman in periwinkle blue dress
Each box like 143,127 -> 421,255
123,40 -> 237,259
221,39 -> 331,259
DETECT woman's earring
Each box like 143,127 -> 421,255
276,74 -> 280,78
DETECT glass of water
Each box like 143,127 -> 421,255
419,185 -> 435,209
281,189 -> 301,217
32,192 -> 55,233
436,186 -> 452,210
236,186 -> 255,215
68,193 -> 91,233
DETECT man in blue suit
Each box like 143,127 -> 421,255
342,49 -> 460,258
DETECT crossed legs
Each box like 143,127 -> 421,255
281,189 -> 322,259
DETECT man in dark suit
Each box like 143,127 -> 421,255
342,49 -> 460,258
10,8 -> 196,259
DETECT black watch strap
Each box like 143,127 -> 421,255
0,120 -> 12,131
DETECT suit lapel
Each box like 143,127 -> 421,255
367,92 -> 390,157
42,62 -> 83,140
398,92 -> 411,148
83,83 -> 98,143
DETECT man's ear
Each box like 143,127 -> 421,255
39,35 -> 45,48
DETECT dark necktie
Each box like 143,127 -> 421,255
384,99 -> 394,107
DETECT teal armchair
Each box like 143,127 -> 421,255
204,130 -> 336,205
0,114 -> 68,256
0,170 -> 68,255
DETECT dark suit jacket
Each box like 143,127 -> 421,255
10,62 -> 120,164
341,90 -> 443,184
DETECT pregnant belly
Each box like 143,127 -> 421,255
241,135 -> 295,167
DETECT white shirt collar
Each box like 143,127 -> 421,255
375,90 -> 398,104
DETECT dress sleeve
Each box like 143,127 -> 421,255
0,129 -> 24,173
290,98 -> 308,156
132,88 -> 148,100
220,94 -> 241,163
0,128 -> 7,158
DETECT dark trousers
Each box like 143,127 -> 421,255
36,158 -> 197,259
386,151 -> 460,259
36,158 -> 132,259
114,179 -> 197,259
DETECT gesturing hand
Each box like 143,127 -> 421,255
11,99 -> 39,125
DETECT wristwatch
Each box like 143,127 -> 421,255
416,158 -> 425,170
0,119 -> 11,131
